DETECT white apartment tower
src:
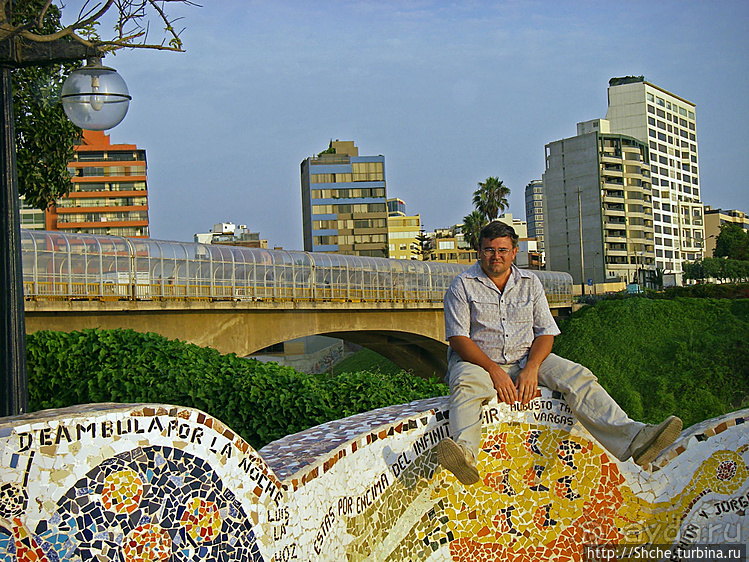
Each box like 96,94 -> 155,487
605,77 -> 704,277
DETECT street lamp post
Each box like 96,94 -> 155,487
0,38 -> 130,417
0,64 -> 25,417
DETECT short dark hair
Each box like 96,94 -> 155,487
479,221 -> 519,249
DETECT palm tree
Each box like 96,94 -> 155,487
472,176 -> 510,222
462,210 -> 486,252
647,268 -> 665,290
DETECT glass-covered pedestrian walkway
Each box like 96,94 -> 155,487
21,231 -> 573,307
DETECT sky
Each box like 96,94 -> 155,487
72,1 -> 749,250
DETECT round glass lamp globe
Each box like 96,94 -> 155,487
61,65 -> 131,130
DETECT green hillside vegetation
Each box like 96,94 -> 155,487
332,347 -> 404,376
553,297 -> 749,428
326,297 -> 749,428
25,297 -> 749,449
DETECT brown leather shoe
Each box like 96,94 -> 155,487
631,415 -> 682,466
437,438 -> 480,485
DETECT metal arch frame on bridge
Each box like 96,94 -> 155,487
21,230 -> 574,307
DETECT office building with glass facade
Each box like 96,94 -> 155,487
301,141 -> 388,257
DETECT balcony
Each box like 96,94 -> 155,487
603,179 -> 624,188
601,149 -> 622,159
603,192 -> 624,203
604,218 -> 626,228
605,235 -> 627,244
602,163 -> 623,172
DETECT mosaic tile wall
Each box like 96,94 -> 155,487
1,390 -> 747,561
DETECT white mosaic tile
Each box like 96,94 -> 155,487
1,393 -> 748,561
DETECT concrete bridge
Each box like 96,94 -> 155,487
22,230 -> 574,379
25,299 -> 451,379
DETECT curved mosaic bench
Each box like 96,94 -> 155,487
1,389 -> 747,561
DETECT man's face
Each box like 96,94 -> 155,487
478,236 -> 518,278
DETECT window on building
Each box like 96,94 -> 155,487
351,161 -> 385,181
76,152 -> 105,161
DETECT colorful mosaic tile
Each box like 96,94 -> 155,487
1,390 -> 748,561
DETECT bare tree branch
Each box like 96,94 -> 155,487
0,0 -> 197,53
36,1 -> 54,29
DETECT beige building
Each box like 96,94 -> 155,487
704,206 -> 749,257
387,213 -> 421,260
543,119 -> 655,287
425,214 -> 534,265
425,226 -> 477,264
605,77 -> 703,278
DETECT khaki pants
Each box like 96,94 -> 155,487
445,352 -> 645,461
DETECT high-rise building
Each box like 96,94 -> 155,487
524,179 -> 545,253
605,76 -> 704,275
300,140 -> 388,257
51,130 -> 149,237
543,119 -> 654,286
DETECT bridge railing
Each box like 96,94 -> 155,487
21,231 -> 574,307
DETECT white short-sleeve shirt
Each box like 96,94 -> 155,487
444,262 -> 561,365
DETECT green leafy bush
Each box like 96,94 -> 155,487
27,329 -> 447,449
660,282 -> 749,300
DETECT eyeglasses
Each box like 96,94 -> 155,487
480,248 -> 514,257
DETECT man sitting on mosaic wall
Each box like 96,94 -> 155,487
436,221 -> 682,485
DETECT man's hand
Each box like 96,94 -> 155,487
515,334 -> 554,405
488,363 -> 518,405
515,364 -> 539,405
